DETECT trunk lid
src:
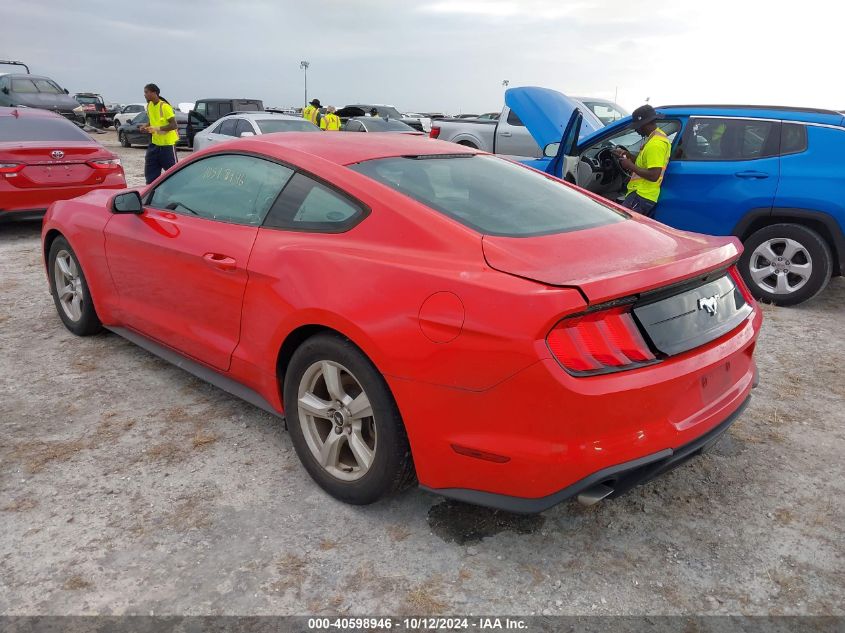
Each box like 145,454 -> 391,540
0,141 -> 113,187
482,215 -> 742,305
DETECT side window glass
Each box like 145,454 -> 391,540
590,119 -> 681,155
11,79 -> 38,93
234,119 -> 255,137
195,102 -> 207,116
505,109 -> 523,126
780,123 -> 807,156
148,155 -> 294,226
218,119 -> 238,136
680,118 -> 778,161
132,112 -> 148,125
264,173 -> 365,232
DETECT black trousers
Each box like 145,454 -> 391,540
145,144 -> 178,184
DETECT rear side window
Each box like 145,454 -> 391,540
679,118 -> 780,161
349,155 -> 624,237
33,79 -> 62,94
218,119 -> 238,136
234,119 -> 255,137
505,109 -> 523,126
780,123 -> 807,155
256,119 -> 321,133
264,173 -> 366,232
0,117 -> 91,142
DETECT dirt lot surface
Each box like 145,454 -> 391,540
1,131 -> 843,616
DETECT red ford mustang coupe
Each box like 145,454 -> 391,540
41,133 -> 761,512
1,106 -> 125,222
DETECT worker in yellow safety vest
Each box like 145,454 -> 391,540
320,106 -> 341,131
302,98 -> 322,126
612,104 -> 672,218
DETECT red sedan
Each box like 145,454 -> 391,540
0,106 -> 125,222
41,133 -> 762,512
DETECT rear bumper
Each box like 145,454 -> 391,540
0,208 -> 46,223
1,181 -> 125,213
423,395 -> 750,513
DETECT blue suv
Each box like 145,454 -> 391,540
511,88 -> 845,306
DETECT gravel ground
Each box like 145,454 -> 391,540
1,131 -> 843,616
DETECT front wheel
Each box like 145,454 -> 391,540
739,223 -> 832,306
119,130 -> 130,147
48,237 -> 103,336
283,333 -> 415,505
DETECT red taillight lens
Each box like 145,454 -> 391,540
429,126 -> 441,139
547,306 -> 656,375
87,159 -> 121,169
729,265 -> 755,305
0,163 -> 24,175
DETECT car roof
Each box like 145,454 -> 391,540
236,132 -> 478,166
657,104 -> 845,126
196,98 -> 262,103
217,111 -> 302,121
0,105 -> 63,119
0,73 -> 60,81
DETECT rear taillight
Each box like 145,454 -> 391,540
547,306 -> 657,375
728,265 -> 755,305
87,159 -> 121,169
429,126 -> 441,139
0,163 -> 24,175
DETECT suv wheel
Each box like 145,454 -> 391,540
739,223 -> 832,306
48,237 -> 103,336
283,333 -> 416,505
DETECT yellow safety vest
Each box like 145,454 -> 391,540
320,113 -> 341,131
303,105 -> 319,125
147,100 -> 179,146
626,128 -> 671,203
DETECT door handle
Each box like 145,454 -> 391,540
499,131 -> 512,137
734,170 -> 769,179
202,252 -> 237,271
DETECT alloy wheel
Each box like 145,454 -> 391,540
297,360 -> 377,481
749,237 -> 812,295
53,249 -> 84,321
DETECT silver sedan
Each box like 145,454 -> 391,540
192,112 -> 321,151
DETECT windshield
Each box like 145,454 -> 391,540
361,118 -> 416,132
33,79 -> 63,94
581,101 -> 628,125
256,119 -> 321,133
349,155 -> 624,237
0,117 -> 92,142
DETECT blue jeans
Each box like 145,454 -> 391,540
145,144 -> 178,184
622,192 -> 657,217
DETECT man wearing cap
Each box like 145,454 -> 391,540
612,104 -> 672,217
303,99 -> 322,127
320,106 -> 341,131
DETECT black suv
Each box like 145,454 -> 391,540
0,61 -> 84,126
186,98 -> 264,147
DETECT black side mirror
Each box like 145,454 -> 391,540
112,191 -> 143,214
63,88 -> 69,94
1,87 -> 8,94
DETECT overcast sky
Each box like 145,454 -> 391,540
4,0 -> 842,114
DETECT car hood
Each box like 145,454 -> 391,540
482,214 -> 741,304
11,92 -> 81,111
504,86 -> 604,150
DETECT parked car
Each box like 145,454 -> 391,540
430,95 -> 627,157
341,104 -> 431,133
516,86 -> 845,306
192,112 -> 320,151
0,62 -> 84,126
430,97 -> 605,157
186,98 -> 264,147
343,117 -> 422,134
0,106 -> 124,222
112,103 -> 146,128
118,111 -> 189,148
73,93 -> 116,128
42,132 -> 760,512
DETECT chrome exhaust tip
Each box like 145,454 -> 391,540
577,483 -> 615,506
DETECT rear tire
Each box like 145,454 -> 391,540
739,223 -> 832,306
119,130 -> 130,148
48,237 -> 103,336
283,333 -> 415,505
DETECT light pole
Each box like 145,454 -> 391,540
300,60 -> 310,108
502,79 -> 510,89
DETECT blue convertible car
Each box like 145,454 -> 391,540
511,87 -> 845,306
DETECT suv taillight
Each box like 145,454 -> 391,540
429,126 -> 440,139
547,306 -> 657,375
